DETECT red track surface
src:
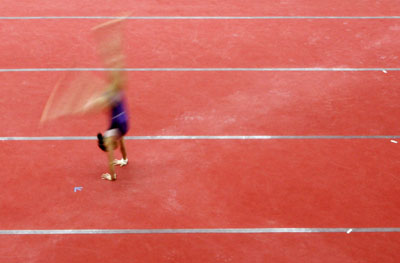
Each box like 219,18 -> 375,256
2,0 -> 400,16
1,140 -> 400,230
1,71 -> 400,136
1,19 -> 400,68
1,233 -> 399,262
1,1 -> 400,262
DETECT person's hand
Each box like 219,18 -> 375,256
113,158 -> 128,167
101,173 -> 116,180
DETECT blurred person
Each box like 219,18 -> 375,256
83,57 -> 129,181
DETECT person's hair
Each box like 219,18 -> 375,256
97,133 -> 107,152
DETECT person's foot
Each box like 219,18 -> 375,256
101,173 -> 117,181
113,158 -> 128,167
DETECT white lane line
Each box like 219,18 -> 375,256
1,68 -> 400,72
1,228 -> 400,235
1,136 -> 400,141
1,16 -> 400,20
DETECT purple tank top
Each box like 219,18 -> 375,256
110,92 -> 127,123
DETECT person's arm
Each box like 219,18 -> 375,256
102,136 -> 117,180
113,137 -> 128,167
106,141 -> 116,178
119,137 -> 128,160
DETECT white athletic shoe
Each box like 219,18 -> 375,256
113,158 -> 128,167
101,173 -> 117,181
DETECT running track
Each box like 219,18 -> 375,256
1,1 -> 400,262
